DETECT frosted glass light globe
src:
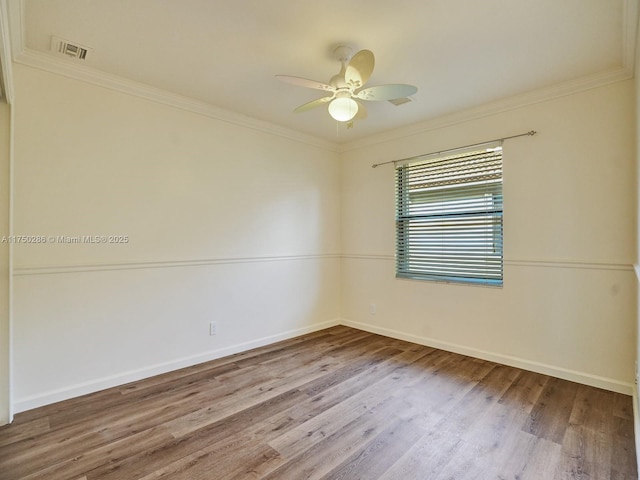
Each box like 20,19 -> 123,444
328,97 -> 358,122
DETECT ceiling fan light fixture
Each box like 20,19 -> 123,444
277,47 -> 417,126
328,97 -> 358,122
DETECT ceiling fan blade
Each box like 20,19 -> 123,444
345,50 -> 374,89
293,96 -> 334,113
276,75 -> 334,92
356,84 -> 418,101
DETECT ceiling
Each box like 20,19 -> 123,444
7,0 -> 637,144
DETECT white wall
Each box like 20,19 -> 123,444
0,100 -> 10,424
341,80 -> 636,393
11,64 -> 341,411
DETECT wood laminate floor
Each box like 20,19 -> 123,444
0,326 -> 636,479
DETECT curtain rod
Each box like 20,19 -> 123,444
371,130 -> 537,168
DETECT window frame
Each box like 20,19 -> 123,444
395,145 -> 504,287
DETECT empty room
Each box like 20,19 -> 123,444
0,0 -> 638,479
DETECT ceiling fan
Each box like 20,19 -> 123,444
276,45 -> 417,125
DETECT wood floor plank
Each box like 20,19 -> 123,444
498,368 -> 549,411
324,411 -> 426,480
85,388 -> 307,480
450,400 -> 560,479
0,376 -> 235,476
613,390 -> 635,420
269,372 -> 396,458
375,425 -> 462,480
268,348 -> 435,458
391,352 -> 496,431
8,387 -> 124,426
164,354 -> 344,438
85,338 -> 413,480
0,417 -> 50,448
48,362 -> 240,430
523,376 -> 580,444
610,413 -> 638,479
416,365 -> 526,479
478,431 -> 561,480
555,385 -> 616,479
0,326 -> 635,480
299,345 -> 435,411
4,426 -> 174,480
261,398 -> 403,480
134,439 -> 282,480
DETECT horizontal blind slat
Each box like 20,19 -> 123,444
396,145 -> 503,286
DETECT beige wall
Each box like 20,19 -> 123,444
11,64 -> 341,411
341,80 -> 636,393
7,63 -> 638,413
636,4 -> 640,425
0,100 -> 10,424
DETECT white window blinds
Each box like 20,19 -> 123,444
395,145 -> 503,286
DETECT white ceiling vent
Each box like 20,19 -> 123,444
50,36 -> 91,60
388,97 -> 413,106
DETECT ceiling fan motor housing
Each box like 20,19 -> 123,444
333,45 -> 353,63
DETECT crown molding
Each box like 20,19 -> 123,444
6,0 -> 21,59
5,0 -> 336,150
12,48 -> 339,152
340,66 -> 632,152
6,0 -> 635,153
340,0 -> 637,153
17,44 -> 629,156
0,0 -> 14,103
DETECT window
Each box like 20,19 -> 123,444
395,144 -> 503,286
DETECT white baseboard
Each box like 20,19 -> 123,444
14,316 -> 633,413
634,265 -> 640,473
14,318 -> 340,413
340,318 -> 634,395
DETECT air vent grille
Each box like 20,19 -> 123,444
388,97 -> 413,106
50,36 -> 91,61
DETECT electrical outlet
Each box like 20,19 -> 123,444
209,321 -> 217,336
369,304 -> 376,315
